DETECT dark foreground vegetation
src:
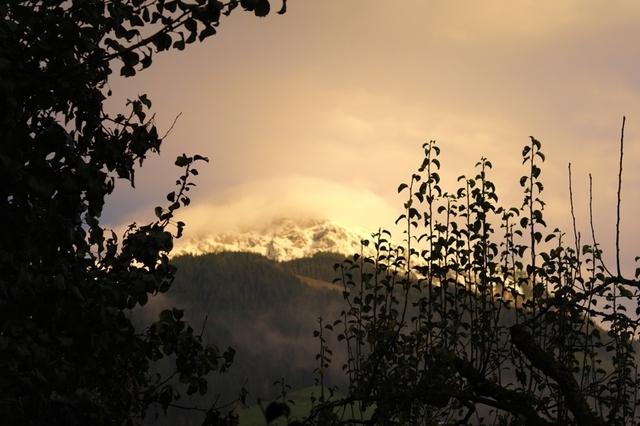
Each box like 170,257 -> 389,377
2,1 -> 640,425
299,136 -> 640,425
0,1 -> 287,425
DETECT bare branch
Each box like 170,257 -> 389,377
568,163 -> 580,267
160,112 -> 183,141
615,116 -> 626,277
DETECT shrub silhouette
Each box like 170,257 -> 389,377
306,128 -> 639,425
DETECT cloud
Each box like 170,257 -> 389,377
112,176 -> 399,241
103,0 -> 640,274
177,176 -> 398,236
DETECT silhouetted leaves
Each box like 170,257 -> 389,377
265,401 -> 291,423
0,1 -> 287,425
310,137 -> 640,425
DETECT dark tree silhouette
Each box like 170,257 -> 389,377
305,129 -> 640,425
0,1 -> 285,425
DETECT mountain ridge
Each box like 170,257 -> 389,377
172,217 -> 367,261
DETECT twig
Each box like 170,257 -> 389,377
568,163 -> 580,268
588,174 -> 613,277
199,313 -> 209,338
161,112 -> 183,140
615,116 -> 626,277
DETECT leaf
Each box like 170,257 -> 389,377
264,402 -> 290,423
139,94 -> 152,108
618,286 -> 633,299
175,155 -> 190,167
153,32 -> 173,51
173,39 -> 185,50
240,0 -> 258,11
141,53 -> 152,69
395,214 -> 407,224
277,0 -> 287,14
165,0 -> 178,12
185,17 -> 198,34
159,309 -> 173,322
121,51 -> 140,67
530,136 -> 541,149
532,165 -> 541,178
199,26 -> 217,41
397,183 -> 408,193
120,65 -> 136,77
254,0 -> 270,17
533,283 -> 545,298
223,346 -> 236,364
224,0 -> 239,15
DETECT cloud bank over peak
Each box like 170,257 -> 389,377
170,176 -> 398,238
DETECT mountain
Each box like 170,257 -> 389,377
140,218 -> 377,424
172,217 -> 366,261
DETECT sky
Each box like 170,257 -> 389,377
105,0 -> 640,274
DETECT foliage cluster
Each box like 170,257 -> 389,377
302,135 -> 640,425
0,1 -> 285,425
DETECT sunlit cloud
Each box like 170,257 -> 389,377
113,176 -> 398,240
173,176 -> 398,236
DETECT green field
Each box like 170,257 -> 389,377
239,386 -> 375,425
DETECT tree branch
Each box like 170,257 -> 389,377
451,355 -> 552,426
510,325 -> 605,426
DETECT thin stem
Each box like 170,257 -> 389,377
615,116 -> 625,277
568,163 -> 580,268
588,174 -> 614,278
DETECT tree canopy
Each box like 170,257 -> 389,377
0,1 -> 285,425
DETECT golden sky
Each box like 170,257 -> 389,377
106,0 -> 640,273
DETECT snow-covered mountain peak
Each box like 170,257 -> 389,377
172,217 -> 367,261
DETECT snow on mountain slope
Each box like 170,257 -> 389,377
172,217 -> 367,261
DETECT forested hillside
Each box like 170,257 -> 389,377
139,252 -> 346,425
281,252 -> 345,284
